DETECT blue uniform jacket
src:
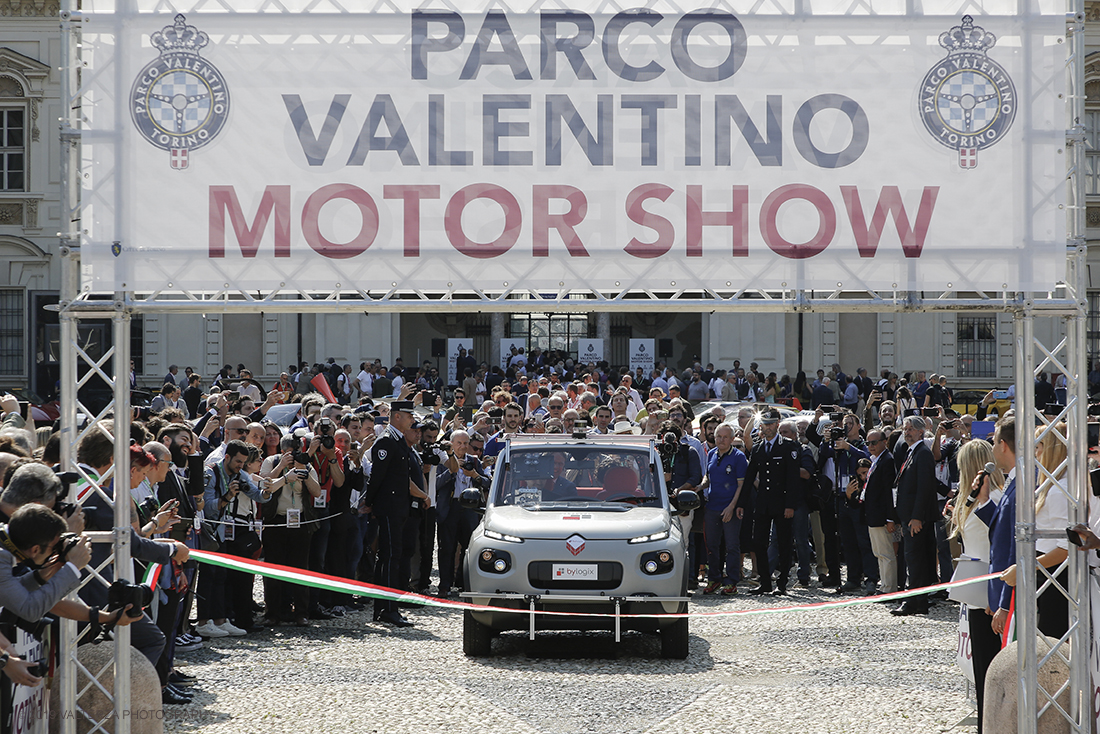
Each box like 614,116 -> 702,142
974,474 -> 1016,611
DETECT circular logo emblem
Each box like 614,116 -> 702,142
129,15 -> 230,169
918,16 -> 1016,169
920,54 -> 1015,152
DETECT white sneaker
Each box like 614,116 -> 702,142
217,621 -> 247,637
195,622 -> 227,639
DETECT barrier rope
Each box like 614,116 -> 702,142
191,549 -> 997,619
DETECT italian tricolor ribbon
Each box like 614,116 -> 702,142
191,549 -> 1000,620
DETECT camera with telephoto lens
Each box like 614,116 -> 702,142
419,444 -> 442,466
54,500 -> 77,519
659,432 -> 679,473
107,579 -> 154,618
316,417 -> 336,449
292,451 -> 311,466
52,471 -> 81,518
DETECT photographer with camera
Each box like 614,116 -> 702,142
0,504 -> 138,679
72,430 -> 189,695
302,416 -> 345,620
435,430 -> 489,599
411,422 -> 447,595
196,440 -> 267,639
0,471 -> 91,621
807,409 -> 874,594
259,435 -> 323,626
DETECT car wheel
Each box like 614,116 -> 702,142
463,610 -> 492,657
660,615 -> 689,659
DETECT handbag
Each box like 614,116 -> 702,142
948,557 -> 990,608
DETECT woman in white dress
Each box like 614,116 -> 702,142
950,439 -> 1004,734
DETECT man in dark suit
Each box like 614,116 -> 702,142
891,415 -> 938,615
862,429 -> 898,594
363,400 -> 416,627
742,409 -> 801,595
434,430 -> 489,598
973,415 -> 1017,636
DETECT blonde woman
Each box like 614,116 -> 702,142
950,439 -> 1004,734
1001,422 -> 1071,641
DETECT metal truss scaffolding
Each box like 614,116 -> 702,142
55,3 -> 1090,734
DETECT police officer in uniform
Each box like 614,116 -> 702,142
362,401 -> 416,627
742,409 -> 801,596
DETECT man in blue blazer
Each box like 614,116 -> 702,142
973,415 -> 1017,636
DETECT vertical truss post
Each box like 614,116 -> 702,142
58,0 -> 80,730
1016,311 -> 1039,734
111,308 -> 131,733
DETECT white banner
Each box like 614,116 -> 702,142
577,339 -> 604,365
956,604 -> 975,684
500,339 -> 527,370
81,2 -> 1065,293
629,339 -> 655,375
10,628 -> 48,734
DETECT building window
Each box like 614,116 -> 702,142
508,314 -> 591,358
0,288 -> 25,376
1087,110 -> 1100,197
0,106 -> 24,192
957,316 -> 996,378
1089,292 -> 1100,361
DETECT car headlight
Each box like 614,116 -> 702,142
477,548 -> 513,574
640,549 -> 675,575
628,529 -> 670,544
484,529 -> 524,544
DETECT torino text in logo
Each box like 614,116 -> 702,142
130,14 -> 230,170
919,15 -> 1016,169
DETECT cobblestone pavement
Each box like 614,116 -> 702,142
164,582 -> 975,734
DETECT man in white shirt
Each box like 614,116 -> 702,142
356,363 -> 373,398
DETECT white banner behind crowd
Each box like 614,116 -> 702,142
80,0 -> 1065,293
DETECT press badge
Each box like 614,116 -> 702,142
287,509 -> 301,528
193,516 -> 201,530
224,523 -> 235,541
314,494 -> 327,509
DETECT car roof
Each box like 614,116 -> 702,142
507,435 -> 656,447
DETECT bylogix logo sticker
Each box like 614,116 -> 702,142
130,14 -> 230,170
918,15 -> 1016,169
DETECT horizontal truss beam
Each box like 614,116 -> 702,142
58,292 -> 1084,316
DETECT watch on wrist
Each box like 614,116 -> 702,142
0,652 -> 10,671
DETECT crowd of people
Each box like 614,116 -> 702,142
0,352 -> 1084,725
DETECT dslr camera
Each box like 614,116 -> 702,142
658,433 -> 679,473
315,417 -> 336,450
54,532 -> 81,564
827,413 -> 846,442
107,579 -> 154,618
462,455 -> 480,472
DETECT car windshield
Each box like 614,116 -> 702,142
493,446 -> 663,509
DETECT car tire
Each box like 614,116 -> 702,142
463,610 -> 492,657
660,615 -> 689,659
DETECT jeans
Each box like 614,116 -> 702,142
703,508 -> 741,584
